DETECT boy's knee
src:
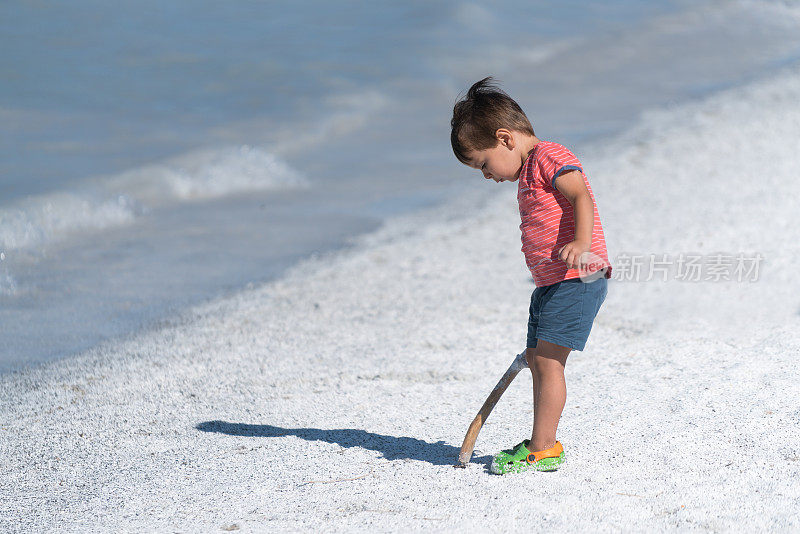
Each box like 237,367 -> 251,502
525,343 -> 569,373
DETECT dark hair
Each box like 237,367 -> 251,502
450,77 -> 535,165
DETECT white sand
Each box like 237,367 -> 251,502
3,64 -> 800,533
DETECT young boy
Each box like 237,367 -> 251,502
450,77 -> 612,475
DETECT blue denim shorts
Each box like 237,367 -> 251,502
526,276 -> 608,351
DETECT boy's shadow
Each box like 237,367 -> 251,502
196,420 -> 492,467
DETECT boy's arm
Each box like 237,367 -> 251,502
553,169 -> 593,269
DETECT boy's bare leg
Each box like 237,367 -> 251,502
525,339 -> 571,451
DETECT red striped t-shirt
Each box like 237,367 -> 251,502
518,141 -> 612,287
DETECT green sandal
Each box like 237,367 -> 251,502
490,439 -> 565,475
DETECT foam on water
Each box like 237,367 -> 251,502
106,145 -> 308,204
0,145 -> 305,261
0,191 -> 138,254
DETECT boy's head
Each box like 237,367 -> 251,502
450,77 -> 536,182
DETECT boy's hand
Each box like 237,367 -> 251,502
558,240 -> 591,270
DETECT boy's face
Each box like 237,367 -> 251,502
464,140 -> 522,183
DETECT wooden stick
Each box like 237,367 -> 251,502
455,352 -> 528,467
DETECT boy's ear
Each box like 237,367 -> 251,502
495,128 -> 515,149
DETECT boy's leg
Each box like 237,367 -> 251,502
525,339 -> 571,451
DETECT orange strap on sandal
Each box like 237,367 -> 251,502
526,440 -> 563,463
